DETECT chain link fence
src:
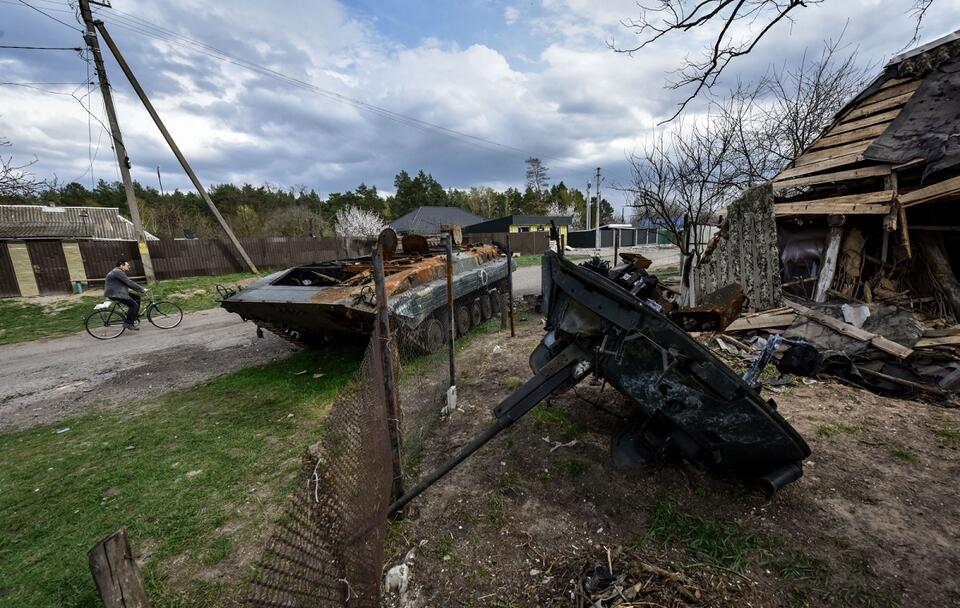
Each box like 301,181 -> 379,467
245,239 -> 510,607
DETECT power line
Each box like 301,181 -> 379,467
14,0 -> 82,31
0,44 -> 83,50
93,6 -> 552,160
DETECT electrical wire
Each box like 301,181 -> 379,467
0,44 -> 83,50
14,0 -> 82,31
91,6 -> 552,160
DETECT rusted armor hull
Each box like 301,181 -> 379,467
220,245 -> 510,344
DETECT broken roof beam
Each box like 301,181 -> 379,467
809,123 -> 890,151
900,175 -> 960,207
829,109 -> 901,135
784,299 -> 914,359
774,191 -> 894,216
773,165 -> 891,191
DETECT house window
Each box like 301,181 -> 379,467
517,226 -> 530,232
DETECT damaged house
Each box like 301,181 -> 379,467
695,30 -> 960,402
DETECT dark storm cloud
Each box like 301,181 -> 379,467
2,0 -> 959,209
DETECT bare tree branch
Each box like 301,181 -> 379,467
613,0 -> 932,120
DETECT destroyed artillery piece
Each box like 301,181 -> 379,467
390,251 -> 814,515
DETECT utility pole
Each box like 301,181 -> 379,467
94,20 -> 258,274
78,0 -> 155,282
585,181 -> 591,233
595,167 -> 602,250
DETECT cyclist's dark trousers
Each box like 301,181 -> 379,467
114,293 -> 140,325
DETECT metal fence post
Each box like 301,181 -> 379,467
371,245 -> 404,502
506,232 -> 515,337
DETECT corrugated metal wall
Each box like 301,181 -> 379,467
461,231 -> 549,254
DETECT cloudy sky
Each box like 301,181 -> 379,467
2,0 -> 959,215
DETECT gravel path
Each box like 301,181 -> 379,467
0,308 -> 296,432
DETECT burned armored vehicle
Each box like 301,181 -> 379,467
220,236 -> 512,350
389,251 -> 813,515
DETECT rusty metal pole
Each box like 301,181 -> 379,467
371,245 -> 404,501
445,232 -> 457,388
506,232 -> 516,337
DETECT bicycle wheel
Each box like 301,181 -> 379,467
85,309 -> 127,340
148,301 -> 183,329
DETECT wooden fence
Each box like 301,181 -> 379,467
81,237 -> 374,281
462,231 -> 550,254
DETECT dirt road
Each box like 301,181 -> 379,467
513,246 -> 679,296
0,308 -> 296,432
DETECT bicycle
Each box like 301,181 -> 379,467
85,293 -> 184,340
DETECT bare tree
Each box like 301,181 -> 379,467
525,157 -> 550,205
625,117 -> 737,262
0,136 -> 47,202
334,205 -> 386,238
712,36 -> 868,186
613,0 -> 933,119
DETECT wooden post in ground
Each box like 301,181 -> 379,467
88,528 -> 149,608
814,215 -> 845,303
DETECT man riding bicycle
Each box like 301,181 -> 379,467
104,259 -> 147,331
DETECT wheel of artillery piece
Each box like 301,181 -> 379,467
455,304 -> 471,337
479,292 -> 492,320
470,299 -> 482,327
420,318 -> 445,353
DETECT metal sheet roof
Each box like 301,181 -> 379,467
0,205 -> 157,240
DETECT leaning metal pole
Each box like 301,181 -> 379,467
506,232 -> 516,337
94,21 -> 259,274
372,245 -> 404,502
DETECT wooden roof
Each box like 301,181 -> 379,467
772,31 -> 960,217
771,77 -> 922,216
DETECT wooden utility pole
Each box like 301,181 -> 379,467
595,167 -> 602,250
585,181 -> 591,233
78,0 -> 155,282
90,15 -> 258,274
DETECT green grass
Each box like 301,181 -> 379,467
936,426 -> 960,446
530,407 -> 583,441
0,272 -> 260,345
890,447 -> 918,463
644,496 -> 758,571
0,346 -> 361,608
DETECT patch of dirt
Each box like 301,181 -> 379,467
383,309 -> 960,607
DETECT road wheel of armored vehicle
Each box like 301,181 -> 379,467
455,304 -> 471,337
479,292 -> 492,320
421,318 -> 445,353
470,299 -> 482,327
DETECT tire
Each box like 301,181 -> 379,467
455,304 -> 471,337
85,309 -> 126,340
470,299 -> 482,327
421,318 -> 445,353
479,292 -> 492,320
148,301 -> 184,329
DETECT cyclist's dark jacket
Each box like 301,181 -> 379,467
104,268 -> 145,300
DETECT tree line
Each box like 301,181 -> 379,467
1,160 -> 615,239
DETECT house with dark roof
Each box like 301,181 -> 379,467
388,206 -> 486,234
461,214 -> 572,237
